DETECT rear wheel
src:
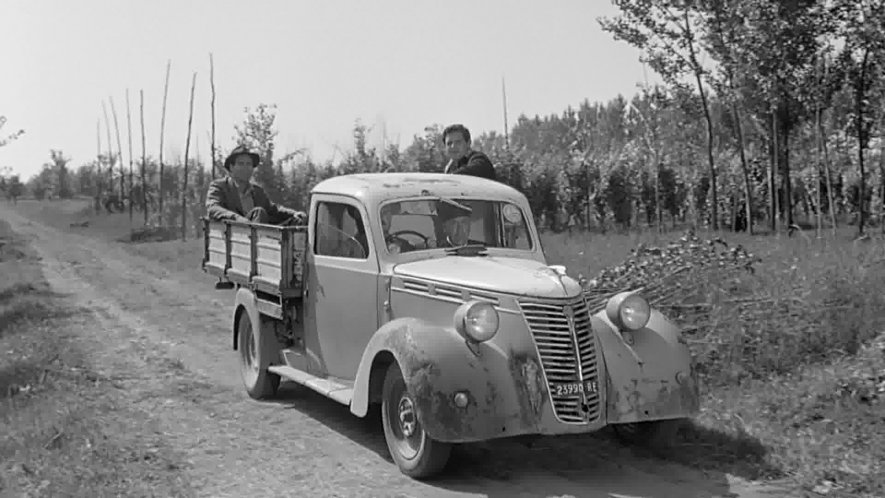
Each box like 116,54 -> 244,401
612,418 -> 686,448
381,362 -> 451,479
237,310 -> 281,399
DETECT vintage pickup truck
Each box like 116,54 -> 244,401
202,173 -> 699,479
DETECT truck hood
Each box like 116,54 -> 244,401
393,256 -> 584,299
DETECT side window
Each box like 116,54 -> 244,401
502,203 -> 533,250
314,201 -> 370,259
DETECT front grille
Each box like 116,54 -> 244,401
519,298 -> 601,424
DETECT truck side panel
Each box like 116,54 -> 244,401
201,218 -> 307,298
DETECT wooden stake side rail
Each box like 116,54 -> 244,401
201,217 -> 307,299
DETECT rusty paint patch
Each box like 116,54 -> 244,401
408,360 -> 476,440
610,375 -> 700,421
385,323 -> 418,359
484,379 -> 499,408
508,352 -> 546,427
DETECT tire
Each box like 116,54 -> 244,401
381,362 -> 452,479
612,418 -> 687,448
237,310 -> 281,399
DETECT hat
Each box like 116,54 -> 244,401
436,200 -> 472,222
224,145 -> 260,170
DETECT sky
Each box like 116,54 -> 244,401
0,0 -> 654,180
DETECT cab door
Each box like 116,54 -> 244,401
304,195 -> 380,381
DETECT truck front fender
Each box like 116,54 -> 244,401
350,317 -> 545,443
594,309 -> 700,424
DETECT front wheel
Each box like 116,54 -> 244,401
237,310 -> 281,399
381,362 -> 452,479
612,418 -> 687,448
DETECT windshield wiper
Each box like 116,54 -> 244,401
444,244 -> 488,257
420,190 -> 473,214
438,197 -> 472,213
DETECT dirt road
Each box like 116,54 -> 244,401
0,205 -> 792,498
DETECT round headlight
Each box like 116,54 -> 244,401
455,301 -> 499,342
619,294 -> 651,331
605,291 -> 651,331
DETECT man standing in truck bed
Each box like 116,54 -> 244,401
206,145 -> 306,225
441,124 -> 497,181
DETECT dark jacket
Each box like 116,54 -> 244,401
445,150 -> 497,180
206,176 -> 301,222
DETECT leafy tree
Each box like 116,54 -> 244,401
600,0 -> 722,229
606,166 -> 633,229
833,0 -> 885,235
45,149 -> 73,199
402,125 -> 445,173
338,120 -> 380,175
0,116 -> 24,148
7,174 -> 23,203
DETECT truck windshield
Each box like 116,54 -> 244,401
379,199 -> 533,254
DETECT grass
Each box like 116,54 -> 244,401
0,216 -> 194,497
8,198 -> 885,496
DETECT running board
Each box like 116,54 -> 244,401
267,365 -> 353,406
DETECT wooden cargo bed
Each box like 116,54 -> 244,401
201,218 -> 307,298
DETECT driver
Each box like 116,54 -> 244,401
436,202 -> 473,247
441,215 -> 471,247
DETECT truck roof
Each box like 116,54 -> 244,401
310,173 -> 527,206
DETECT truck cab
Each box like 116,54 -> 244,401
202,173 -> 699,479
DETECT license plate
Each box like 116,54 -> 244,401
552,381 -> 598,396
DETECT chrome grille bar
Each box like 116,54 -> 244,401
519,298 -> 601,424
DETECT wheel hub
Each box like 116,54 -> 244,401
398,396 -> 416,437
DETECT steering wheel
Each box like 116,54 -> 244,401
386,229 -> 430,248
317,223 -> 368,258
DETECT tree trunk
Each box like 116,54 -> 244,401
181,72 -> 197,241
691,80 -> 718,231
210,53 -> 217,179
769,111 -> 778,231
102,100 -> 114,207
684,8 -> 717,230
783,115 -> 793,228
140,90 -> 148,225
731,193 -> 738,232
880,117 -> 885,234
733,103 -> 753,234
815,106 -> 823,237
95,120 -> 102,214
819,111 -> 837,235
856,48 -> 869,237
655,161 -> 663,233
159,60 -> 171,225
126,89 -> 134,223
110,97 -> 125,219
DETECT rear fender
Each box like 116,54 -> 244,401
232,288 -> 258,351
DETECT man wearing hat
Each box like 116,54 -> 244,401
206,145 -> 306,225
434,201 -> 474,247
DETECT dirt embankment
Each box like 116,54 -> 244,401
0,203 -> 794,498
